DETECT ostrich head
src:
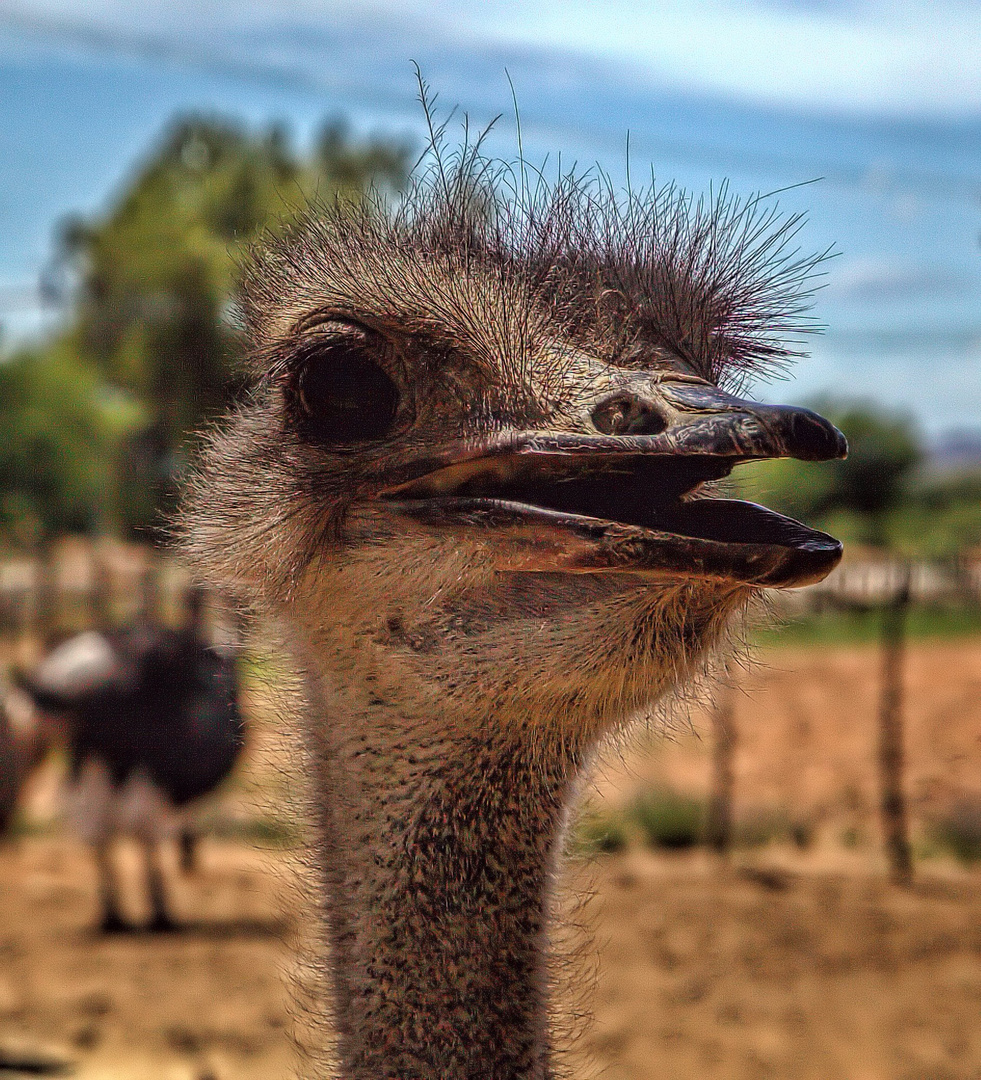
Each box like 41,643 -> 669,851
187,154 -> 843,743
183,143 -> 845,1078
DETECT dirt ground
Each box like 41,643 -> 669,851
3,841 -> 981,1080
572,853 -> 981,1080
0,839 -> 302,1080
592,638 -> 981,858
3,639 -> 981,1080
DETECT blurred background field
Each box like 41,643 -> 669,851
2,2 -> 981,1078
6,621 -> 981,1080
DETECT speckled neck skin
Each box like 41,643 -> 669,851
271,547 -> 743,1080
308,694 -> 577,1080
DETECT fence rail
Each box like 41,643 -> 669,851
0,539 -> 219,664
779,553 -> 981,613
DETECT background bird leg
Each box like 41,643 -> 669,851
178,827 -> 197,874
144,839 -> 178,933
93,841 -> 128,934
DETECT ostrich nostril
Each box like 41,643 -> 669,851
590,394 -> 668,437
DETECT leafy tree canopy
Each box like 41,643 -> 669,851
22,114 -> 411,538
56,116 -> 410,443
738,398 -> 924,549
739,399 -> 981,556
0,341 -> 143,544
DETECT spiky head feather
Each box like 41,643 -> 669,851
240,131 -> 827,398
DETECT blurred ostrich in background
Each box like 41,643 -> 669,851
0,702 -> 13,835
183,122 -> 846,1077
0,679 -> 50,836
19,606 -> 243,932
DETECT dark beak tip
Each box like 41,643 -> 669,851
792,410 -> 848,462
657,382 -> 847,462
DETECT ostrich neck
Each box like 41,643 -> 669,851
309,692 -> 581,1080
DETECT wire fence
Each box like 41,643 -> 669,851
5,540 -> 981,881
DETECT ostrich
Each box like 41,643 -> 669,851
0,688 -> 25,835
22,615 -> 243,931
0,700 -> 14,833
182,139 -> 846,1077
0,678 -> 53,836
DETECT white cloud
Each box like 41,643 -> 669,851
3,0 -> 981,116
449,0 -> 981,116
825,257 -> 978,303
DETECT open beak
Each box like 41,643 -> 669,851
378,383 -> 846,589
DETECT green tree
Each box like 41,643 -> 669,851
51,115 -> 410,535
738,399 -> 923,548
0,341 -> 142,544
891,470 -> 981,559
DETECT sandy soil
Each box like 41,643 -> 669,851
0,839 -> 305,1080
592,639 -> 981,857
3,840 -> 981,1080
3,639 -> 981,1079
572,853 -> 981,1080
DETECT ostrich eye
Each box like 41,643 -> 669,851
292,341 -> 401,446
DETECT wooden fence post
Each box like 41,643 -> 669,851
878,563 -> 913,886
138,554 -> 160,622
31,545 -> 58,648
706,682 -> 737,856
90,540 -> 113,628
185,583 -> 207,634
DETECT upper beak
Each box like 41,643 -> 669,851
379,382 -> 846,498
652,381 -> 847,462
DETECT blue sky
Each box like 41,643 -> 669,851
1,0 -> 979,437
7,0 -> 981,116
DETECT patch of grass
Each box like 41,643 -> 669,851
568,809 -> 630,856
840,826 -> 866,850
568,791 -> 706,857
570,796 -> 825,860
735,808 -> 813,850
240,652 -> 290,683
928,801 -> 981,865
1,811 -> 58,839
629,790 -> 704,851
755,605 -> 981,648
200,815 -> 302,847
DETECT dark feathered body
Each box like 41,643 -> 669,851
25,623 -> 244,930
0,699 -> 17,834
35,625 -> 242,806
1,680 -> 54,836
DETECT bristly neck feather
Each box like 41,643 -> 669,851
307,689 -> 582,1080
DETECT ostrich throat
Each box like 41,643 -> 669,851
292,556 -> 742,1079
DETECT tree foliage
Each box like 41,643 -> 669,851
890,471 -> 981,558
9,115 -> 411,540
0,342 -> 142,543
738,399 -> 981,555
740,400 -> 921,523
